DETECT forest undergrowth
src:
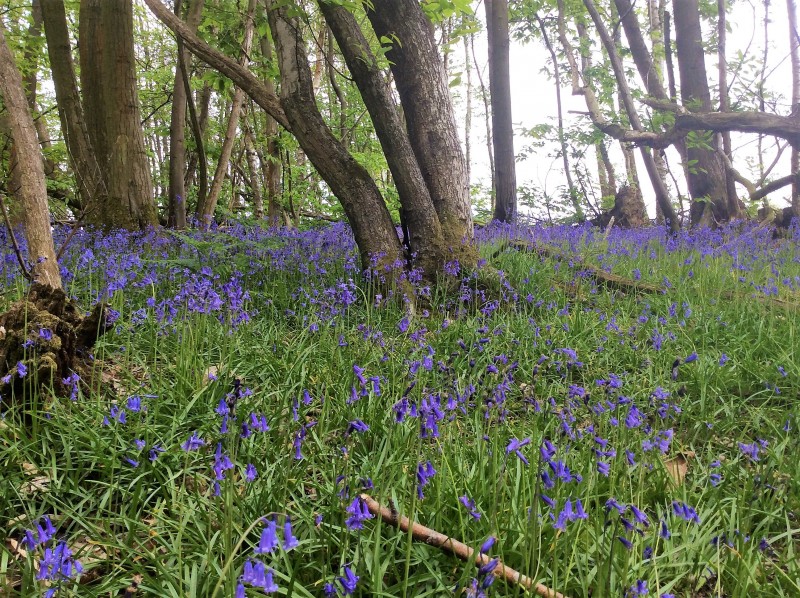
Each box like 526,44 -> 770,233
1,219 -> 799,597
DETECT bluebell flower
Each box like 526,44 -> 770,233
244,464 -> 257,482
338,564 -> 359,595
181,431 -> 205,451
416,461 -> 436,499
479,536 -> 496,554
506,437 -> 531,465
282,517 -> 299,550
629,579 -> 648,596
459,495 -> 481,520
254,518 -> 278,554
345,497 -> 374,530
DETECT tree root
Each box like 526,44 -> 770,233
359,494 -> 569,598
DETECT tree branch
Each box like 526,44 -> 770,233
142,0 -> 289,130
360,494 -> 568,598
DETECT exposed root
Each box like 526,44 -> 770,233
0,283 -> 114,409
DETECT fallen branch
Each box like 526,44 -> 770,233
359,494 -> 568,598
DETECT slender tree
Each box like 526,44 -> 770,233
0,22 -> 61,288
788,0 -> 800,216
41,0 -> 106,217
167,0 -> 205,228
197,0 -> 255,227
485,0 -> 517,222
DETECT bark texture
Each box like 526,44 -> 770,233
367,0 -> 474,249
673,0 -> 731,226
0,23 -> 61,289
167,0 -> 205,228
485,0 -> 518,223
41,0 -> 106,215
79,0 -> 158,230
320,1 -> 446,275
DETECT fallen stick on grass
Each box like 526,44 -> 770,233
359,494 -> 568,598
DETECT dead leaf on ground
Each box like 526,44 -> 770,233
663,451 -> 695,486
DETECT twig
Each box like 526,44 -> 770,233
0,192 -> 32,281
360,494 -> 568,598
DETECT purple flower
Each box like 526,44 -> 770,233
345,496 -> 374,530
738,441 -> 760,462
347,419 -> 370,435
684,352 -> 698,363
282,517 -> 299,550
629,579 -> 648,596
672,501 -> 701,524
16,361 -> 27,378
181,431 -> 205,451
241,559 -> 278,593
597,461 -> 610,476
416,461 -> 436,499
506,437 -> 531,465
459,495 -> 481,520
255,518 -> 279,554
244,463 -> 257,482
338,564 -> 359,595
479,536 -> 496,554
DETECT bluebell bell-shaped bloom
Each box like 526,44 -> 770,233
282,517 -> 299,550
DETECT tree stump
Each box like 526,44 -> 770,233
0,283 -> 113,408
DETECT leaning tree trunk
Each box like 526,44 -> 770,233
79,0 -> 158,230
41,0 -> 106,217
485,0 -> 518,223
673,0 -> 732,226
367,0 -> 475,257
0,23 -> 61,289
319,1 -> 446,276
266,2 -> 405,271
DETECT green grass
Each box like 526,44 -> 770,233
1,222 -> 799,597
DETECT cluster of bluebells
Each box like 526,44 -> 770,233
23,517 -> 82,597
237,516 -> 300,595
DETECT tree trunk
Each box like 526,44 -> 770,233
536,14 -> 583,220
320,1 -> 446,275
717,0 -> 740,218
79,0 -> 158,230
266,1 -> 404,271
41,0 -> 106,215
470,31 -> 495,206
244,124 -> 263,219
258,35 -> 282,226
23,0 -> 55,172
196,0 -> 255,227
788,0 -> 800,216
485,0 -> 517,223
580,0 -> 679,230
367,0 -> 474,251
673,0 -> 731,226
168,0 -> 205,229
0,23 -> 61,289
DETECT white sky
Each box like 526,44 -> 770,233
454,1 -> 796,218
